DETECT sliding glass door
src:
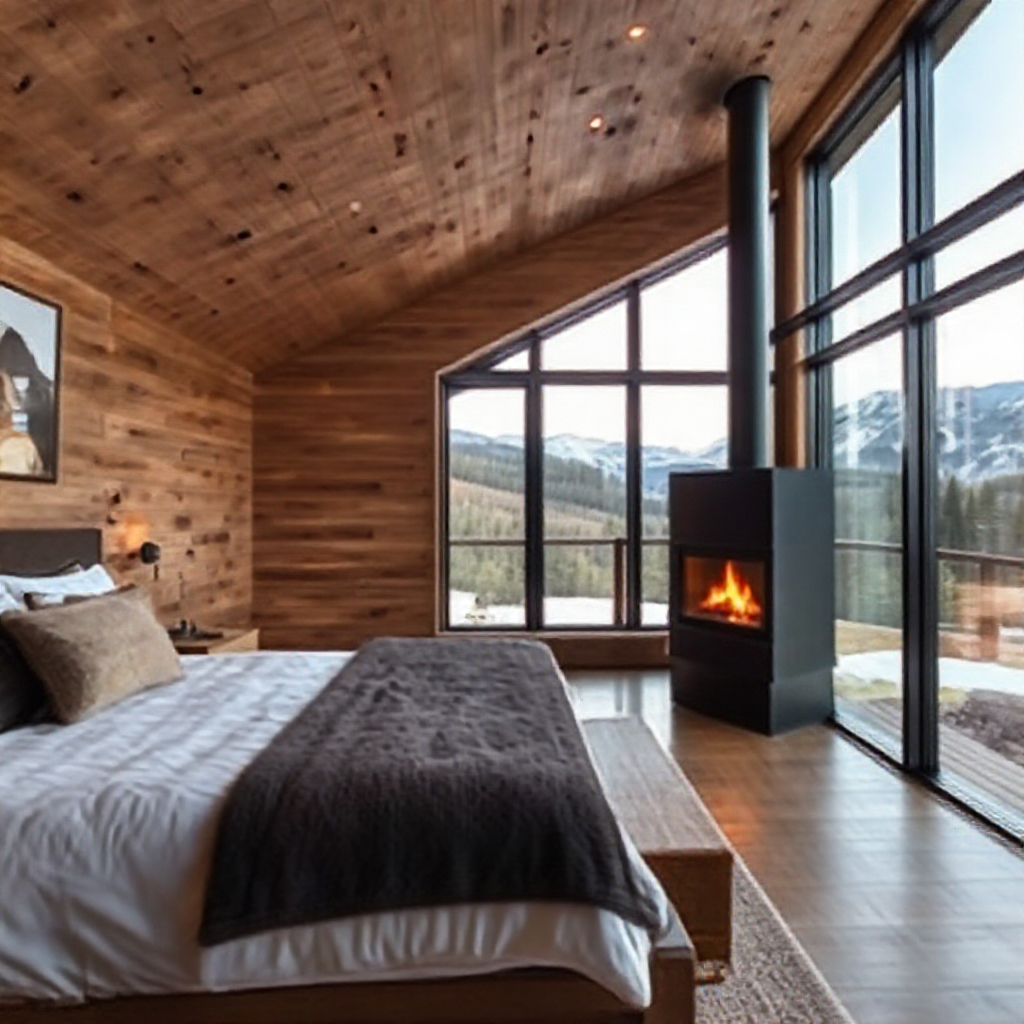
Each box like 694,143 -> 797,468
934,282 -> 1024,819
800,0 -> 1024,835
829,336 -> 905,759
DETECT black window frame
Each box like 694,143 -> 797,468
441,235 -> 730,633
776,0 -> 1024,837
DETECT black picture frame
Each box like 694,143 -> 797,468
0,279 -> 62,484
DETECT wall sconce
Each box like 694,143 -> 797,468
140,541 -> 161,565
118,512 -> 160,579
140,539 -> 161,580
105,503 -> 163,581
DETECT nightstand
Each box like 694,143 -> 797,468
171,627 -> 260,655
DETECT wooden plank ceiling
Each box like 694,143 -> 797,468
0,0 -> 885,373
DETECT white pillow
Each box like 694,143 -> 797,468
0,564 -> 117,607
0,586 -> 20,615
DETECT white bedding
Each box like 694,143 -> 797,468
0,651 -> 669,1008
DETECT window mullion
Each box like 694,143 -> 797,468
440,384 -> 452,630
525,334 -> 544,631
805,157 -> 833,473
625,283 -> 642,629
901,29 -> 939,774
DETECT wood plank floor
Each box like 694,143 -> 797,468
568,671 -> 1024,1024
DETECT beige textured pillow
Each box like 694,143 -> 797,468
1,588 -> 183,723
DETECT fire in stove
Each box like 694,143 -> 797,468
683,555 -> 766,630
700,561 -> 762,626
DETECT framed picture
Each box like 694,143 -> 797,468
0,281 -> 62,483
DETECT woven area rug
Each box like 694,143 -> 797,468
697,859 -> 855,1024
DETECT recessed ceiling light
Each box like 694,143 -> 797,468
348,200 -> 363,216
588,115 -> 605,133
626,24 -> 648,40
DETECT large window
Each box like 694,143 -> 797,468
799,0 -> 1024,836
443,241 -> 728,631
447,389 -> 525,627
829,335 -> 905,760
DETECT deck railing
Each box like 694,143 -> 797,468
449,536 -> 669,626
451,535 -> 1024,642
836,539 -> 1024,658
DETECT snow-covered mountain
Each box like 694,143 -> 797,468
450,428 -> 725,497
453,381 -> 1024,491
835,381 -> 1024,482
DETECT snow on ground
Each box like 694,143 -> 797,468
450,591 -> 669,628
839,649 -> 1024,697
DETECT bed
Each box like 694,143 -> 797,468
0,529 -> 694,1024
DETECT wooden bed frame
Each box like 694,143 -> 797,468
0,528 -> 102,578
0,528 -> 696,1024
5,922 -> 693,1024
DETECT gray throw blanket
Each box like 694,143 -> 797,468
199,637 -> 661,945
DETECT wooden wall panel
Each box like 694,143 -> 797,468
0,236 -> 252,626
253,166 -> 726,652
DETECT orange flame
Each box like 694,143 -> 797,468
699,561 -> 763,626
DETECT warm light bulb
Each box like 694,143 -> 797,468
626,24 -> 647,40
588,115 -> 605,133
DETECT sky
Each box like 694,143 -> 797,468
450,380 -> 730,453
449,249 -> 731,451
833,0 -> 1024,399
453,0 -> 1023,442
0,284 -> 58,379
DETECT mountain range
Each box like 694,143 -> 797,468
450,429 -> 726,497
452,381 -> 1024,492
834,381 -> 1024,482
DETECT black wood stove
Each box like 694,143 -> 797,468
668,76 -> 835,735
669,469 -> 834,734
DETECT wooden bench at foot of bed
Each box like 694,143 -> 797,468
584,716 -> 734,964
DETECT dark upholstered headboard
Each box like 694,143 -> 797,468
0,529 -> 103,575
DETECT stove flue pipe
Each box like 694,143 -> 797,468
724,75 -> 771,470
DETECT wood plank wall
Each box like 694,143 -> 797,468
253,166 -> 726,653
0,235 -> 253,626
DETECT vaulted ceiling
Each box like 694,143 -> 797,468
0,0 -> 885,372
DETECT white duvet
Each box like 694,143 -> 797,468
0,651 -> 669,1008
